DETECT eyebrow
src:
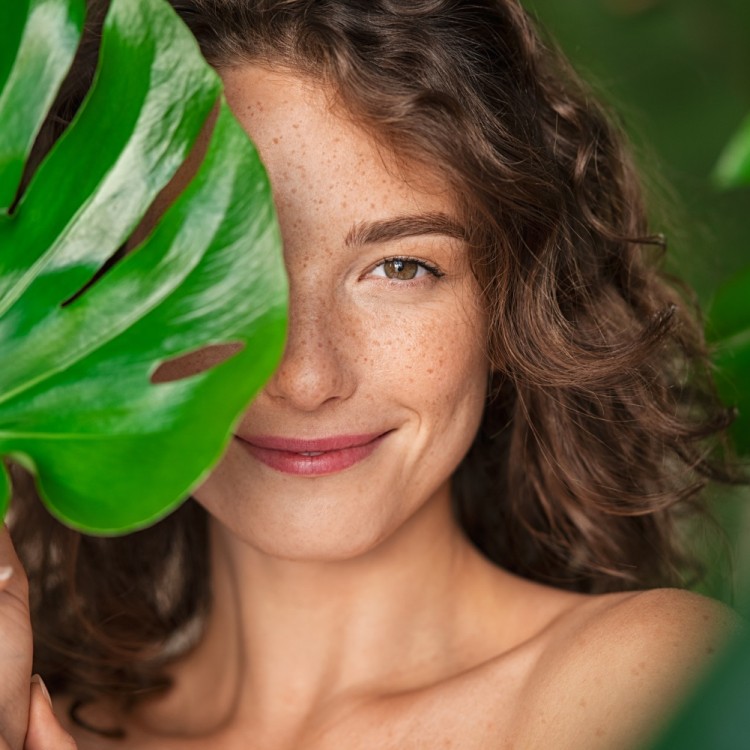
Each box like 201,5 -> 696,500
344,211 -> 467,247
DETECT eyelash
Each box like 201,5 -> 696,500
368,256 -> 445,282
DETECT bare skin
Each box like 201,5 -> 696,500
0,66 -> 738,750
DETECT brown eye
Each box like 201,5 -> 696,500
369,257 -> 442,282
381,258 -> 426,281
382,259 -> 421,280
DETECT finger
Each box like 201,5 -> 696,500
23,678 -> 77,750
0,525 -> 33,750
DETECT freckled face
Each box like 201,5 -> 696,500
192,66 -> 488,560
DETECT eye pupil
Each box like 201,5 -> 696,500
384,259 -> 419,280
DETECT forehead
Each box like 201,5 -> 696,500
219,64 -> 458,240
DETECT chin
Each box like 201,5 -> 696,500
197,486 -> 405,564
222,517 -> 397,564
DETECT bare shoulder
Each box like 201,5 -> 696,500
570,588 -> 740,657
511,588 -> 743,750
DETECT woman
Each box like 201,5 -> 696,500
0,0 -> 743,748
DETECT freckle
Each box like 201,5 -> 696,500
707,646 -> 716,655
579,698 -> 587,708
427,369 -> 434,374
272,137 -> 279,144
596,728 -> 605,738
703,614 -> 710,622
293,122 -> 300,129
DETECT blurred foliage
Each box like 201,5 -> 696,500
707,110 -> 750,458
708,264 -> 750,456
714,112 -> 750,189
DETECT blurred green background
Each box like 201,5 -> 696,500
527,0 -> 750,608
528,0 -> 750,302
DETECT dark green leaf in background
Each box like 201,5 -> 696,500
648,628 -> 750,750
708,265 -> 750,455
714,113 -> 750,190
708,111 -> 750,453
0,0 -> 287,534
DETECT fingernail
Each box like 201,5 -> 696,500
31,674 -> 52,707
0,565 -> 12,582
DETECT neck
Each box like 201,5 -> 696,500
130,486 -> 515,739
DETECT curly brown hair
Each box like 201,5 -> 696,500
8,0 -> 741,734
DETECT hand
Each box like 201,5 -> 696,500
0,525 -> 77,750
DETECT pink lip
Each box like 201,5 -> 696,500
236,432 -> 389,476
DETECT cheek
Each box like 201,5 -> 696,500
354,292 -> 488,420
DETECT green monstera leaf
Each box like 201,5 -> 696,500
0,0 -> 287,534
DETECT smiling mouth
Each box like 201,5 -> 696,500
235,432 -> 390,476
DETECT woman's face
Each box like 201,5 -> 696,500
190,66 -> 489,560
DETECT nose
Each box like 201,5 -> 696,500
261,283 -> 356,411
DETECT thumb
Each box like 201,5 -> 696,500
23,677 -> 77,750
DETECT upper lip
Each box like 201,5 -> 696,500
236,432 -> 388,453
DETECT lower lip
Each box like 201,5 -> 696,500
237,434 -> 388,476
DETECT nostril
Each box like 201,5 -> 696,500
262,332 -> 354,410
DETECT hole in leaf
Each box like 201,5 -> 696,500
151,342 -> 245,383
13,1 -> 111,214
60,101 -> 218,308
60,243 -> 130,307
